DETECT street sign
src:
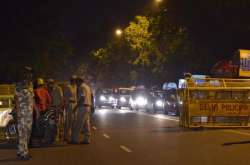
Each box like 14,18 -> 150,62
189,102 -> 250,116
239,49 -> 250,77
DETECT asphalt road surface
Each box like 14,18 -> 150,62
1,108 -> 250,165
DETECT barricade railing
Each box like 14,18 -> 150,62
179,78 -> 250,128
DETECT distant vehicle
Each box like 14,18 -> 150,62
164,88 -> 179,115
151,90 -> 166,113
161,82 -> 179,115
95,89 -> 116,109
130,88 -> 153,112
116,88 -> 132,109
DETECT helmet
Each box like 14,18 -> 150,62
37,78 -> 45,85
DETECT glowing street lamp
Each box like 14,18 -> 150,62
115,29 -> 123,37
155,0 -> 163,3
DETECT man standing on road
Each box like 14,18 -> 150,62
15,66 -> 34,160
71,76 -> 93,144
63,75 -> 77,142
47,79 -> 64,141
34,78 -> 52,116
47,79 -> 64,110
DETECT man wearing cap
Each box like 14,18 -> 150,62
63,75 -> 77,142
15,66 -> 34,160
71,76 -> 93,144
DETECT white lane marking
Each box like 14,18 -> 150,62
223,130 -> 250,136
120,145 -> 133,153
103,134 -> 111,139
92,126 -> 97,130
138,112 -> 179,122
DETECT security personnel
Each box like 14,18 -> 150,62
34,78 -> 52,115
63,75 -> 77,142
71,76 -> 93,144
15,66 -> 34,160
47,79 -> 63,109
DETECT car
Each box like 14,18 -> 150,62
116,88 -> 132,109
164,88 -> 179,115
130,88 -> 153,112
95,89 -> 117,109
151,90 -> 166,113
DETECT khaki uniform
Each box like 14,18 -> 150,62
72,83 -> 93,143
64,84 -> 77,140
15,81 -> 34,157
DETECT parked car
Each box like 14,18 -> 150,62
164,88 -> 179,115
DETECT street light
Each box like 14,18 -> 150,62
155,0 -> 163,3
115,29 -> 123,37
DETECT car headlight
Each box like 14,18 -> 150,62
120,97 -> 126,103
100,95 -> 106,101
109,96 -> 115,101
156,100 -> 164,107
179,101 -> 183,105
0,101 -> 3,106
136,97 -> 147,106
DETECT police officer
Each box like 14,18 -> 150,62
47,79 -> 64,109
64,75 -> 77,142
15,66 -> 34,160
71,76 -> 93,144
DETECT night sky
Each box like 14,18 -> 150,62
1,0 -> 250,82
0,0 -> 149,55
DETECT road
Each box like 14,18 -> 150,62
1,108 -> 250,165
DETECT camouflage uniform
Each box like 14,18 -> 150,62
15,81 -> 34,157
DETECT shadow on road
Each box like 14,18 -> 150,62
222,141 -> 250,146
0,141 -> 16,150
0,158 -> 20,163
150,126 -> 208,133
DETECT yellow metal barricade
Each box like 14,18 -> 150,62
0,84 -> 15,111
179,78 -> 250,128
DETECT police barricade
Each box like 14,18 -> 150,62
179,78 -> 250,128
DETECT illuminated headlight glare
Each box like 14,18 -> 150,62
136,97 -> 147,106
120,97 -> 126,103
156,100 -> 164,107
179,101 -> 183,105
109,96 -> 115,101
100,95 -> 106,101
0,101 -> 2,106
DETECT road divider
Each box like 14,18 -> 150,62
120,145 -> 133,153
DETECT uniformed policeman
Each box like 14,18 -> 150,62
71,76 -> 93,144
15,66 -> 34,160
64,75 -> 77,142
